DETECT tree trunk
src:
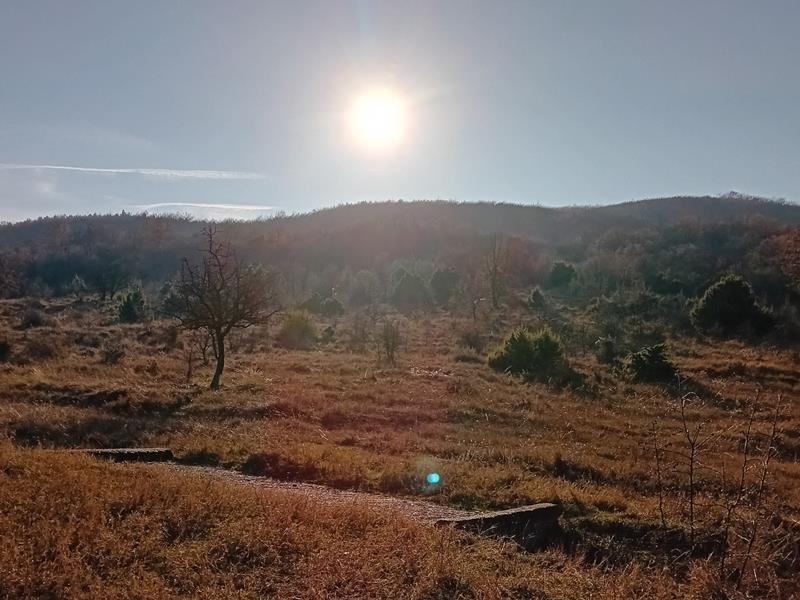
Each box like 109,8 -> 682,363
200,335 -> 210,365
210,332 -> 225,390
185,351 -> 193,384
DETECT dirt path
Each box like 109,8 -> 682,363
167,464 -> 473,522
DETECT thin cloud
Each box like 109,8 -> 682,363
0,163 -> 266,180
131,202 -> 277,211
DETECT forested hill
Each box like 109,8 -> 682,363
1,194 -> 800,304
270,194 -> 800,244
2,194 -> 800,250
0,193 -> 798,249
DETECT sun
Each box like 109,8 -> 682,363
348,88 -> 409,151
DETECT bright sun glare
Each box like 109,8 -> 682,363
348,88 -> 409,152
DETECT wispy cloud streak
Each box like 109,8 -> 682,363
130,202 -> 277,211
0,163 -> 265,180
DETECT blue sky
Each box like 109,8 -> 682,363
1,0 -> 799,221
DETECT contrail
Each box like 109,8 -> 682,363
0,163 -> 266,180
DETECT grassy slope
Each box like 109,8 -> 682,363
1,297 -> 799,597
1,443 -> 715,600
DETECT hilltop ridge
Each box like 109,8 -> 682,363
2,194 -> 798,250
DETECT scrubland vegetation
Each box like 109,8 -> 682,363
1,195 -> 800,598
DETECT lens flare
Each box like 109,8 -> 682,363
426,472 -> 441,485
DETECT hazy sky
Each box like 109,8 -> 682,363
1,1 -> 799,221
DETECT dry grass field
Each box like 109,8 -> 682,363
1,442 -> 717,600
1,296 -> 799,598
4,0 -> 800,595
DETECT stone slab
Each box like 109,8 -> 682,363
81,447 -> 175,463
436,502 -> 563,550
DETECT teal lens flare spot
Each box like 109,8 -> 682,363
426,472 -> 440,485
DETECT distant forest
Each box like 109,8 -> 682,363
2,195 -> 800,347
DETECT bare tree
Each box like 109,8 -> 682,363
460,257 -> 485,322
168,227 -> 281,389
484,234 -> 507,310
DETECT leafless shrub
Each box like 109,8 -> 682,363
100,340 -> 126,364
72,331 -> 104,348
649,390 -> 786,593
156,324 -> 180,351
276,310 -> 316,350
676,393 -> 717,546
19,309 -> 46,329
379,318 -> 402,365
180,329 -> 212,384
458,328 -> 484,353
650,420 -> 667,529
732,396 -> 783,591
21,336 -> 62,361
347,312 -> 371,353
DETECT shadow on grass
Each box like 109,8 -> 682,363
186,403 -> 301,421
560,514 -> 723,574
666,375 -> 743,410
11,414 -> 179,449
